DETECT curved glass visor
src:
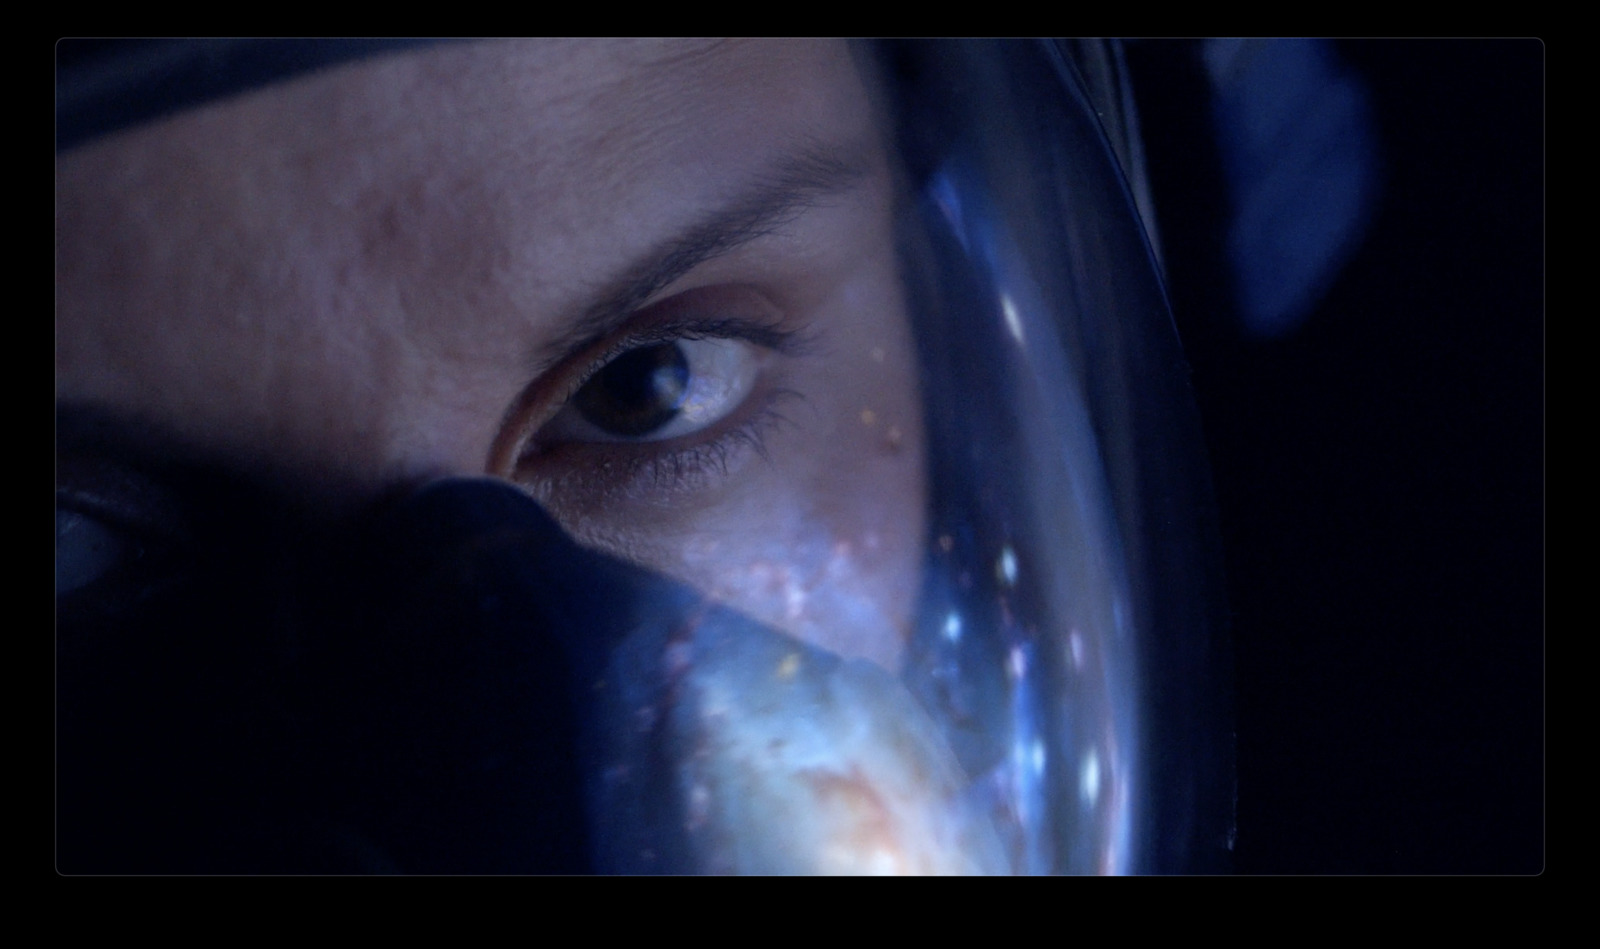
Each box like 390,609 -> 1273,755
55,39 -> 1229,875
564,40 -> 1231,875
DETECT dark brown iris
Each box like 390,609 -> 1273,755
572,343 -> 691,437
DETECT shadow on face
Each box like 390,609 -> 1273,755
57,38 -> 925,670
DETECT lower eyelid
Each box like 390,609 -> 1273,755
639,388 -> 801,486
543,337 -> 765,445
488,301 -> 807,479
515,386 -> 805,513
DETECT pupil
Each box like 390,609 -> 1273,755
574,343 -> 691,437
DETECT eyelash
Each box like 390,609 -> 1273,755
579,385 -> 804,492
512,311 -> 812,500
566,317 -> 801,395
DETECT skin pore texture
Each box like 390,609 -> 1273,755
56,39 -> 926,670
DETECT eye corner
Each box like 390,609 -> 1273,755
54,489 -> 192,619
56,505 -> 139,597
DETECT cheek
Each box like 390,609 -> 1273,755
673,444 -> 923,671
664,296 -> 928,670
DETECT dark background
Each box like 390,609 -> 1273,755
1127,39 -> 1543,873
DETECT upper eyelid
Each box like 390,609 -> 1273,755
56,445 -> 194,544
487,287 -> 815,476
557,314 -> 806,403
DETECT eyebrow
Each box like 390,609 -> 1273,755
529,143 -> 873,376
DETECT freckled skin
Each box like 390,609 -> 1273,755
56,39 -> 925,669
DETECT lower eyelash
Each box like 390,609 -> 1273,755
517,387 -> 809,510
629,387 -> 805,493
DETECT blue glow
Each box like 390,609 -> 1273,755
996,545 -> 1018,588
1080,749 -> 1101,809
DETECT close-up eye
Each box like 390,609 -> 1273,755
542,336 -> 763,444
54,452 -> 192,611
494,285 -> 816,513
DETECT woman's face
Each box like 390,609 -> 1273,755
56,39 -> 925,670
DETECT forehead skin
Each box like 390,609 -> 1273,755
56,39 -> 882,502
